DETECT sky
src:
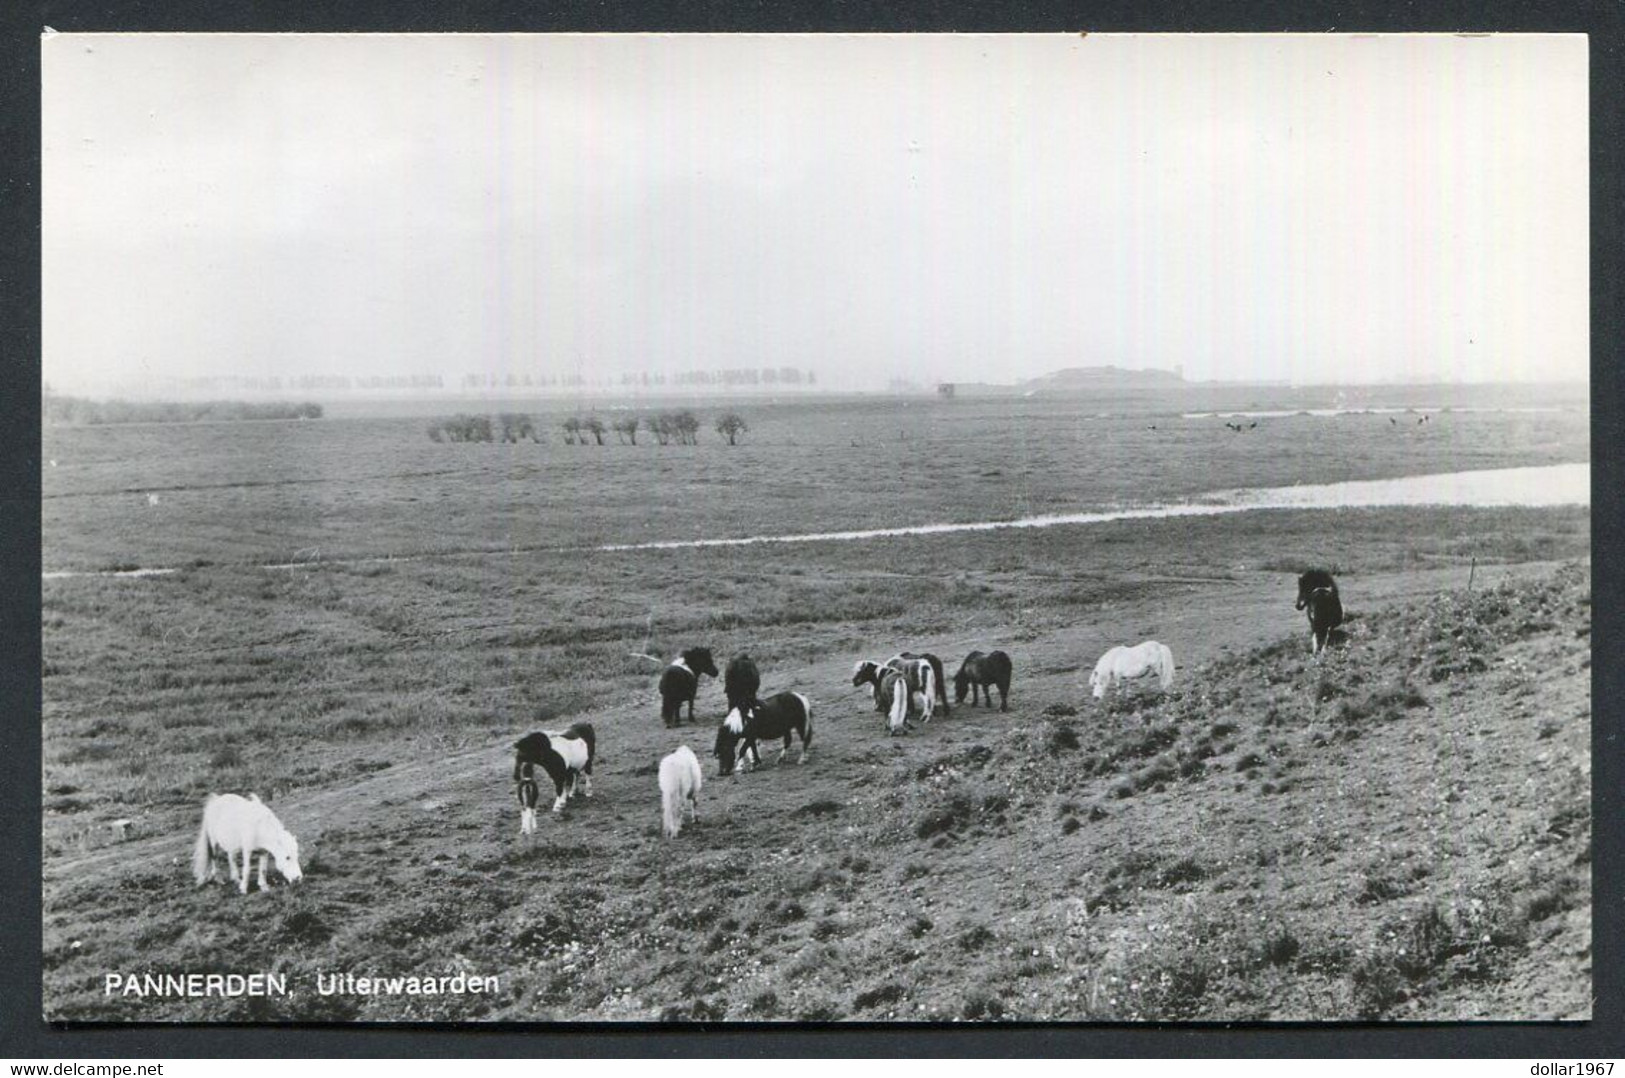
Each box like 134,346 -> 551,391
42,33 -> 1588,394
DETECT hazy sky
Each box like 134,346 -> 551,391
43,33 -> 1587,392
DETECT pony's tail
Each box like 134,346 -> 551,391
928,655 -> 949,707
660,776 -> 683,838
191,816 -> 211,886
799,694 -> 814,749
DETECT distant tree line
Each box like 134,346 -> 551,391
427,413 -> 541,443
623,367 -> 816,389
44,394 -> 322,426
456,367 -> 819,390
427,410 -> 751,446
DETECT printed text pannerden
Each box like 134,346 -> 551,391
103,972 -> 498,997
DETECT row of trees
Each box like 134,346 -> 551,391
44,394 -> 322,426
426,411 -> 749,445
565,411 -> 725,445
456,368 -> 818,390
427,414 -> 539,443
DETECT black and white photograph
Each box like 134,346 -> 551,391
39,32 -> 1591,1024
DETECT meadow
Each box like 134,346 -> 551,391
40,386 -> 1591,1021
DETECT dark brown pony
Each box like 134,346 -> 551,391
1295,570 -> 1344,656
659,648 -> 719,726
953,650 -> 1013,711
724,654 -> 761,715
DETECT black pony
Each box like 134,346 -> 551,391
512,722 -> 596,829
1295,570 -> 1344,656
724,654 -> 761,715
659,647 -> 720,726
953,650 -> 1013,711
714,692 -> 813,776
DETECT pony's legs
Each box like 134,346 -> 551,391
237,849 -> 251,894
579,771 -> 593,798
257,852 -> 269,891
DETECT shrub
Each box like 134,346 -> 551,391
715,412 -> 749,445
497,413 -> 537,443
854,983 -> 906,1010
961,989 -> 1006,1020
1260,929 -> 1301,966
429,414 -> 494,442
1046,723 -> 1081,753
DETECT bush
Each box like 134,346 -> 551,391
716,412 -> 749,445
45,395 -> 324,426
428,414 -> 494,443
497,413 -> 537,443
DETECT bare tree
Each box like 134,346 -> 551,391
673,410 -> 700,445
498,413 -> 537,443
646,413 -> 673,446
562,416 -> 581,445
582,416 -> 607,445
612,416 -> 640,445
715,412 -> 749,445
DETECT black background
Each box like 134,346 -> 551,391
3,0 -> 1620,1058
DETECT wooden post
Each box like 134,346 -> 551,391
1468,556 -> 1476,593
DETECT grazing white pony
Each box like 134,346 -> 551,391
1090,641 -> 1176,699
658,745 -> 704,838
191,793 -> 303,894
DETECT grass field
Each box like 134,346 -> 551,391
40,387 -> 1591,1021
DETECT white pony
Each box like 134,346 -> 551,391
191,793 -> 303,894
658,745 -> 704,838
1089,641 -> 1176,699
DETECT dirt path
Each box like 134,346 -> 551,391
45,559 -> 1564,886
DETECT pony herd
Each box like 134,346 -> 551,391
189,570 -> 1346,890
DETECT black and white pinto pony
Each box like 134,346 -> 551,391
512,722 -> 596,832
714,692 -> 813,776
192,793 -> 303,894
891,651 -> 950,716
854,661 -> 933,735
659,647 -> 720,726
853,652 -> 947,721
953,650 -> 1013,711
1089,641 -> 1176,699
723,653 -> 761,715
1296,569 -> 1345,656
658,745 -> 704,838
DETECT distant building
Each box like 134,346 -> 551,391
937,382 -> 956,398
